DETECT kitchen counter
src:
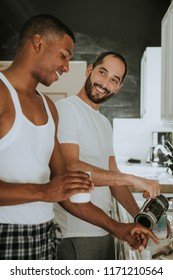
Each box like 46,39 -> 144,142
160,185 -> 173,193
117,162 -> 173,193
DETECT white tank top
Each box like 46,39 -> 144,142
0,72 -> 55,224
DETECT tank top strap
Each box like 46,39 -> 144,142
37,90 -> 54,121
0,72 -> 22,113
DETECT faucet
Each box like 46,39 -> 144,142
153,144 -> 171,165
164,141 -> 173,174
153,142 -> 173,173
153,144 -> 170,159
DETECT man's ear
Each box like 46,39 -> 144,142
85,64 -> 93,77
32,34 -> 42,52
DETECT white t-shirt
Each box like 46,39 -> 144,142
54,96 -> 115,237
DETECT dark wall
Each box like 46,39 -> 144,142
0,0 -> 171,122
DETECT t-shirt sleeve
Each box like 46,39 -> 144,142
55,100 -> 80,144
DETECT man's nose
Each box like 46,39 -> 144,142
63,61 -> 70,73
100,78 -> 109,89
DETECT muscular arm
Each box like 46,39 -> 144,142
59,143 -> 139,217
0,180 -> 47,206
58,150 -> 159,250
59,143 -> 160,198
108,156 -> 139,218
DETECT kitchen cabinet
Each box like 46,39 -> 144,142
140,47 -> 161,123
161,1 -> 173,124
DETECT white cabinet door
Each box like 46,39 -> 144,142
161,13 -> 169,122
140,47 -> 161,123
161,1 -> 173,124
167,6 -> 173,122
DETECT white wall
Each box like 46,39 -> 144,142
0,60 -> 87,102
113,118 -> 172,163
37,61 -> 87,98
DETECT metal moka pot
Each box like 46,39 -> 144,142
134,194 -> 169,230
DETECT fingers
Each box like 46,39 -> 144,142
127,225 -> 159,252
62,171 -> 94,199
66,170 -> 90,179
127,231 -> 146,251
64,172 -> 93,189
134,232 -> 148,251
143,190 -> 159,199
131,227 -> 159,245
141,179 -> 160,199
149,180 -> 160,197
133,176 -> 160,198
143,191 -> 150,198
66,186 -> 92,196
49,171 -> 94,202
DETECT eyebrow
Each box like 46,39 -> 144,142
99,67 -> 121,82
66,48 -> 72,58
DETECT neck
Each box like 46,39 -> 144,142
77,88 -> 101,110
2,64 -> 38,95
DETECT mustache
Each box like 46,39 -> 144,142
93,83 -> 109,95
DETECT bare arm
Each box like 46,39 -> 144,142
108,156 -> 139,218
60,143 -> 160,198
58,142 -> 159,250
59,197 -> 159,251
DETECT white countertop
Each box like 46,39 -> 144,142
117,162 -> 173,185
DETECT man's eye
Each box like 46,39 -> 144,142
99,70 -> 105,75
60,53 -> 66,59
112,78 -> 119,84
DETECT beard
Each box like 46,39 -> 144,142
84,75 -> 115,104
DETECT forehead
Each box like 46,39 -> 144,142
50,33 -> 74,57
98,55 -> 125,76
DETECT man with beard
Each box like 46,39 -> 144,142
54,52 -> 160,260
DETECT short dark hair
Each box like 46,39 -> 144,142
92,51 -> 127,83
18,14 -> 75,48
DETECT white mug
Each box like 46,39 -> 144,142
70,172 -> 91,203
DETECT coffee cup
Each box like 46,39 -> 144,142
70,171 -> 91,203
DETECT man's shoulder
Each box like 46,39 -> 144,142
55,95 -> 75,106
55,96 -> 80,116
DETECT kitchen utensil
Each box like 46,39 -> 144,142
152,241 -> 173,259
134,194 -> 169,229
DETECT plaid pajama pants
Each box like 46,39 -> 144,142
0,220 -> 62,260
